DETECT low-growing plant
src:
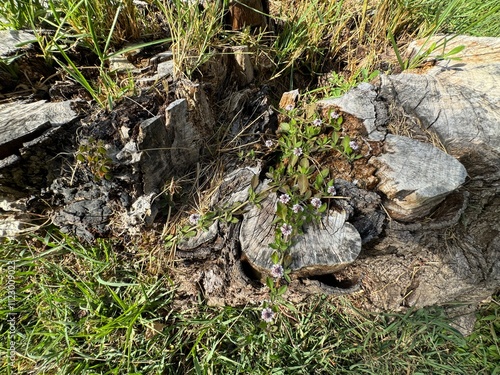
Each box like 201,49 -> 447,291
257,105 -> 364,320
75,137 -> 113,181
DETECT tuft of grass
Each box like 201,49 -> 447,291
158,0 -> 226,79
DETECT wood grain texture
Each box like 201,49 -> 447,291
240,181 -> 362,277
369,134 -> 467,221
381,36 -> 500,153
0,100 -> 77,159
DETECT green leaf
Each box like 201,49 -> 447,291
331,131 -> 339,145
342,135 -> 351,154
299,157 -> 309,168
280,122 -> 290,132
276,202 -> 287,220
298,174 -> 309,194
315,173 -> 324,186
271,252 -> 280,264
444,44 -> 465,57
266,276 -> 274,290
277,285 -> 288,296
318,203 -> 327,213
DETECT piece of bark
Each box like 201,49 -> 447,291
316,83 -> 388,141
232,45 -> 254,86
166,98 -> 201,172
369,134 -> 467,221
228,0 -> 267,30
0,30 -> 33,57
279,89 -> 299,110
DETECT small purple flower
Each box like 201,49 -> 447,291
279,194 -> 291,204
261,307 -> 275,323
311,197 -> 322,209
280,223 -> 293,237
328,186 -> 337,195
330,111 -> 339,119
349,140 -> 359,151
189,213 -> 200,225
293,147 -> 303,156
265,140 -> 274,148
292,204 -> 303,213
312,118 -> 322,127
270,264 -> 284,279
285,104 -> 294,111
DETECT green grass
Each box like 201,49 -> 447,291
1,233 -> 498,374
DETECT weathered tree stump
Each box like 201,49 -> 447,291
239,182 -> 362,278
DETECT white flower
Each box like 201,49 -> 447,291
312,118 -> 322,127
280,223 -> 293,236
292,204 -> 303,213
349,140 -> 359,151
327,186 -> 337,195
293,147 -> 303,156
265,140 -> 274,148
279,194 -> 291,204
311,197 -> 322,209
285,104 -> 294,111
330,111 -> 339,119
270,264 -> 284,279
261,307 -> 275,323
189,213 -> 200,225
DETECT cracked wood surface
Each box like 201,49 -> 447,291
239,181 -> 362,278
381,36 -> 500,153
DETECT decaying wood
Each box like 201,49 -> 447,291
279,89 -> 299,110
382,36 -> 500,154
0,100 -> 77,159
369,134 -> 467,221
239,181 -> 362,278
0,30 -> 33,58
228,0 -> 268,30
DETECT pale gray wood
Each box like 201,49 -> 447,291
240,181 -> 362,277
381,36 -> 500,153
369,134 -> 467,221
0,30 -> 33,57
317,83 -> 388,141
0,100 -> 77,159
